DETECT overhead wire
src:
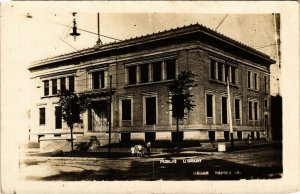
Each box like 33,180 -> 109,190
215,14 -> 229,31
31,14 -> 121,41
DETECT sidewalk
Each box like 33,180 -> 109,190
22,139 -> 281,159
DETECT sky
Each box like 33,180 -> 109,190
1,5 -> 279,97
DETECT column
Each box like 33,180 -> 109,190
148,63 -> 152,82
162,61 -> 165,81
104,70 -> 108,88
136,65 -> 140,83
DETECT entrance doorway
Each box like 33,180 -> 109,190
88,100 -> 108,132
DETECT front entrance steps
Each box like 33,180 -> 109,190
75,132 -> 119,146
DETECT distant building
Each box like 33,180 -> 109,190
28,24 -> 275,144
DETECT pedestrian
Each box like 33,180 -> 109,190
247,133 -> 252,144
146,141 -> 151,155
131,146 -> 135,157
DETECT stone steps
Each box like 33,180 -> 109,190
75,133 -> 119,146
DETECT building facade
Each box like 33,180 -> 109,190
28,24 -> 275,144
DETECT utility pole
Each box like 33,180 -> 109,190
227,77 -> 234,150
108,75 -> 112,153
95,12 -> 103,48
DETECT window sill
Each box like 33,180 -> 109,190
41,95 -> 59,99
247,88 -> 260,92
209,79 -> 239,88
125,80 -> 174,88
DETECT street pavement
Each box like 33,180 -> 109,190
19,140 -> 282,181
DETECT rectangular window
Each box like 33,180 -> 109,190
39,108 -> 46,125
206,94 -> 213,117
254,102 -> 258,120
140,64 -> 149,83
146,97 -> 156,125
231,66 -> 236,84
122,99 -> 131,121
166,59 -> 176,80
69,76 -> 75,92
222,96 -> 228,124
210,59 -> 216,79
128,66 -> 137,85
264,75 -> 268,92
247,71 -> 252,89
264,99 -> 268,109
55,106 -> 62,129
152,62 -> 162,82
264,114 -> 269,128
60,77 -> 66,92
235,99 -> 240,120
254,73 -> 258,90
44,80 -> 49,96
92,71 -> 105,89
248,101 -> 253,120
52,79 -> 57,95
218,62 -> 223,81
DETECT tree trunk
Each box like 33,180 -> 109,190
70,126 -> 74,151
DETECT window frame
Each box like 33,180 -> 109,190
140,64 -> 149,83
43,80 -> 49,96
68,76 -> 75,92
264,99 -> 269,110
221,95 -> 228,124
128,66 -> 137,85
60,77 -> 66,92
206,93 -> 214,118
152,61 -> 162,82
254,72 -> 259,90
264,75 -> 269,92
121,99 -> 132,121
39,107 -> 46,125
143,93 -> 158,126
92,71 -> 105,89
55,106 -> 62,129
165,59 -> 176,80
248,100 -> 253,121
51,79 -> 57,95
247,70 -> 252,89
234,98 -> 241,120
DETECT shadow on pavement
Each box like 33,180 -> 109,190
35,157 -> 282,181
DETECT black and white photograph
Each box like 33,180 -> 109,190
1,1 -> 299,194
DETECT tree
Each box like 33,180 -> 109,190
58,89 -> 89,151
167,70 -> 197,148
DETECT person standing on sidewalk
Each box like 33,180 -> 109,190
247,133 -> 252,144
146,141 -> 151,155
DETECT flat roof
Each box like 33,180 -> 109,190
29,23 -> 275,70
